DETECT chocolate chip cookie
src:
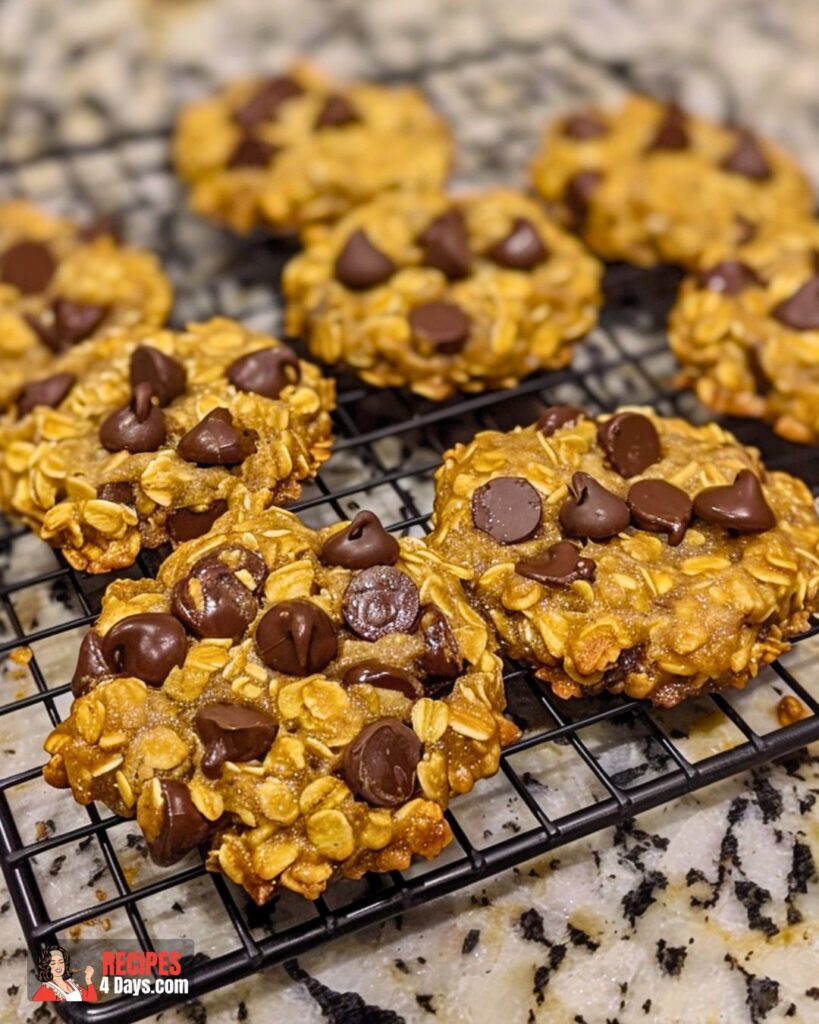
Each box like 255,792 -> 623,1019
429,406 -> 819,707
42,504 -> 517,903
0,319 -> 335,572
284,189 -> 603,400
669,219 -> 819,444
531,95 -> 814,267
173,63 -> 453,235
0,201 -> 171,407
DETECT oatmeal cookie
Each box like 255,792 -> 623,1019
0,201 -> 171,407
284,189 -> 602,400
42,503 -> 517,903
428,406 -> 819,707
173,63 -> 453,235
530,95 -> 813,268
0,319 -> 335,572
669,219 -> 819,444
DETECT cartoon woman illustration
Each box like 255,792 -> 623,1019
32,944 -> 97,1002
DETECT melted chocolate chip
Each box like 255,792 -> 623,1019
335,229 -> 396,290
320,511 -> 399,570
177,408 -> 255,466
0,240 -> 56,294
102,613 -> 187,686
537,404 -> 585,437
772,276 -> 819,330
130,346 -> 187,405
145,780 -> 211,867
233,76 -> 304,128
99,382 -> 167,453
697,261 -> 762,295
167,500 -> 229,542
97,482 -> 136,506
487,218 -> 548,270
471,477 -> 542,545
598,412 -> 661,478
565,170 -> 602,225
256,600 -> 338,676
17,372 -> 75,416
342,660 -> 423,700
228,136 -> 278,168
646,103 -> 689,152
627,479 -> 692,546
408,301 -> 471,355
516,541 -> 596,586
418,209 -> 471,279
343,718 -> 421,808
28,298 -> 106,353
172,546 -> 267,642
71,630 -> 112,697
559,472 -> 630,540
315,94 -> 360,128
419,606 -> 462,681
227,346 -> 300,399
562,112 -> 608,140
342,566 -> 420,641
194,703 -> 278,778
721,130 -> 772,180
693,469 -> 775,533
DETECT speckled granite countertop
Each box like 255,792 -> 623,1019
0,2 -> 818,1022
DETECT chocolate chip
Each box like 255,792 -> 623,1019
99,382 -> 167,453
28,299 -> 106,353
646,103 -> 689,152
145,780 -> 211,867
598,412 -> 661,478
697,261 -> 762,295
537,404 -> 585,437
471,477 -> 542,545
172,546 -> 267,642
177,408 -> 255,466
228,136 -> 278,168
227,346 -> 300,399
627,479 -> 692,546
167,500 -> 228,542
516,541 -> 596,586
71,630 -> 112,697
565,170 -> 602,226
17,372 -> 76,416
194,703 -> 278,778
559,472 -> 630,540
233,76 -> 304,128
562,112 -> 608,140
342,660 -> 423,700
487,218 -> 548,270
255,600 -> 338,676
101,613 -> 187,686
409,301 -> 472,355
418,210 -> 471,279
772,276 -> 819,330
0,240 -> 56,294
721,129 -> 772,180
693,469 -> 775,533
343,719 -> 421,808
130,346 -> 187,406
419,606 -> 462,681
77,215 -> 119,244
97,482 -> 136,506
746,346 -> 773,395
342,566 -> 420,641
320,511 -> 399,570
315,94 -> 360,128
334,229 -> 396,290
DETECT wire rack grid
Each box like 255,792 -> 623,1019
0,130 -> 818,1024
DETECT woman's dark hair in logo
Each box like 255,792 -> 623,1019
36,944 -> 72,982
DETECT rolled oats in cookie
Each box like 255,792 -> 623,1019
0,318 -> 335,572
0,201 -> 171,407
669,219 -> 819,444
173,63 -> 453,235
284,188 -> 603,400
428,406 -> 819,708
42,503 -> 518,903
530,95 -> 813,267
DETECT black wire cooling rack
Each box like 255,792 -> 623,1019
1,131 -> 819,1024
